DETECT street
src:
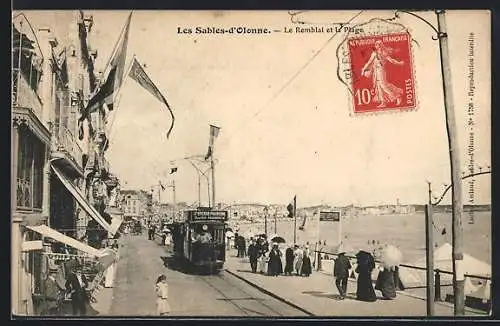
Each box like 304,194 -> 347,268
108,233 -> 307,316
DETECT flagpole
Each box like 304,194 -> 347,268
104,56 -> 135,144
210,153 -> 216,209
16,20 -> 23,104
102,11 -> 133,78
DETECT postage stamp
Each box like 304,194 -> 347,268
347,32 -> 416,114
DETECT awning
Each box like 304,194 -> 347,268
26,224 -> 101,257
51,164 -> 119,236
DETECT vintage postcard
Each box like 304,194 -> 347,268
11,10 -> 491,318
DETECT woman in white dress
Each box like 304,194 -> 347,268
155,274 -> 171,316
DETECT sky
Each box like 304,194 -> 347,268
18,10 -> 491,206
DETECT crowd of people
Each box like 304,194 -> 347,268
231,231 -> 402,302
232,233 -> 313,278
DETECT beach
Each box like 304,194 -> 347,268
229,211 -> 491,267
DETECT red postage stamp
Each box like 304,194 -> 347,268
347,32 -> 416,114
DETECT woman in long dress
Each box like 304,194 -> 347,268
284,247 -> 295,275
104,240 -> 118,288
361,40 -> 405,108
155,274 -> 171,316
294,245 -> 304,276
355,250 -> 377,302
301,246 -> 312,277
375,266 -> 397,299
267,244 -> 283,277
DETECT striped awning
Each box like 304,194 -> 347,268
51,164 -> 120,236
26,224 -> 101,257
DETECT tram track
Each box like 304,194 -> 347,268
198,271 -> 308,317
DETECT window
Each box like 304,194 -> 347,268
16,126 -> 45,211
25,230 -> 42,295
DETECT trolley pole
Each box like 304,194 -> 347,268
425,182 -> 435,316
436,9 -> 465,315
210,155 -> 216,209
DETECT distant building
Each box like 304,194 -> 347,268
121,190 -> 152,220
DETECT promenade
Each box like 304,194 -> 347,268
224,255 -> 488,317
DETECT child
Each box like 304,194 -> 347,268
155,274 -> 171,316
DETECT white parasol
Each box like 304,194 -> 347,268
379,244 -> 403,269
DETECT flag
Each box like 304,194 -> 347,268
79,12 -> 132,123
159,181 -> 165,191
286,196 -> 296,218
441,227 -> 447,235
205,125 -> 221,160
128,57 -> 175,138
170,167 -> 178,174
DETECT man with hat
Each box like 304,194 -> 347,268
65,262 -> 89,316
333,244 -> 351,300
40,266 -> 64,315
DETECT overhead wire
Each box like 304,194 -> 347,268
214,10 -> 365,152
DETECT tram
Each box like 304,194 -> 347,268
170,208 -> 228,274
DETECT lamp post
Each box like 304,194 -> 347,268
395,9 -> 463,315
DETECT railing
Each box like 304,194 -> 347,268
53,124 -> 84,169
313,249 -> 491,312
12,69 -> 43,120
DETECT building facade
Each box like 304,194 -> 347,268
121,190 -> 153,220
12,11 -> 121,316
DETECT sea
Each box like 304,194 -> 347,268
230,211 -> 491,266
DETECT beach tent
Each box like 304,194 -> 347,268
398,242 -> 491,288
413,243 -> 491,279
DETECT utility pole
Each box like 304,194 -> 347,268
293,196 -> 297,246
187,160 -> 202,207
197,175 -> 201,208
436,9 -> 465,315
425,182 -> 435,316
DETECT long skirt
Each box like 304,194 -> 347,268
156,298 -> 171,315
356,272 -> 377,302
294,257 -> 303,274
375,268 -> 396,299
104,263 -> 116,288
301,256 -> 312,276
284,258 -> 294,275
259,256 -> 268,274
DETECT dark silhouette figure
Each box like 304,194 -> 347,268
334,253 -> 352,299
355,251 -> 377,302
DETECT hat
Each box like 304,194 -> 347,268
202,224 -> 208,231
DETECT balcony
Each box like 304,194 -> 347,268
12,69 -> 43,123
51,124 -> 84,178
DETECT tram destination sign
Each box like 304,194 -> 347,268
319,211 -> 340,222
187,210 -> 228,221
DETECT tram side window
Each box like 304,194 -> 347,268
213,228 -> 224,244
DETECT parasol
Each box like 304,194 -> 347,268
379,244 -> 403,269
225,230 -> 235,238
270,235 -> 286,244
